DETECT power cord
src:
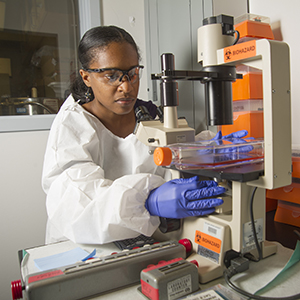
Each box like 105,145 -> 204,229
224,187 -> 300,300
224,257 -> 300,300
244,187 -> 262,262
227,29 -> 240,45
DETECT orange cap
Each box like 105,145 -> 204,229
153,147 -> 173,166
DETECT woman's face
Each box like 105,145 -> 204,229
80,41 -> 140,117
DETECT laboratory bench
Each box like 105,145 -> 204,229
17,236 -> 300,300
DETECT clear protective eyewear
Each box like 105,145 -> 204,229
84,65 -> 144,86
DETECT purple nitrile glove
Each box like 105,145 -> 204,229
212,130 -> 254,154
145,176 -> 225,219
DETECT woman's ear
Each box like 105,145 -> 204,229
80,69 -> 92,87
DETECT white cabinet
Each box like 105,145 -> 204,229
0,130 -> 49,299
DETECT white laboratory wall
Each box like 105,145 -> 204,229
101,0 -> 149,100
0,130 -> 49,300
78,0 -> 102,38
248,0 -> 300,145
212,0 -> 248,17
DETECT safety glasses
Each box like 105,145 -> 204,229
84,65 -> 144,86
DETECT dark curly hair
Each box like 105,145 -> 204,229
70,25 -> 141,103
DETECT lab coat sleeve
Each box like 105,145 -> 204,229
46,167 -> 164,244
42,103 -> 165,244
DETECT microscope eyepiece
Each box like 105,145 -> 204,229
135,106 -> 153,122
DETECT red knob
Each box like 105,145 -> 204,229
190,259 -> 199,267
178,238 -> 192,254
11,280 -> 23,300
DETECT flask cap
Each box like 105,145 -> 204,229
153,147 -> 172,166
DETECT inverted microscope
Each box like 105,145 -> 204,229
134,14 -> 292,283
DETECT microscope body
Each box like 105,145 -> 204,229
135,15 -> 292,283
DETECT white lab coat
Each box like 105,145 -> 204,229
42,95 -> 166,244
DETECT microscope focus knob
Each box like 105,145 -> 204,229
11,279 -> 23,299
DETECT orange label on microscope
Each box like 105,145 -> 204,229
223,40 -> 256,63
195,230 -> 221,254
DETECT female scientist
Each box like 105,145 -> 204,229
42,25 -> 237,245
